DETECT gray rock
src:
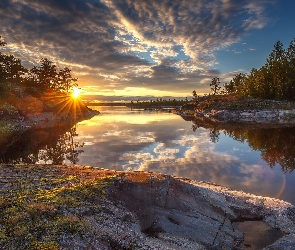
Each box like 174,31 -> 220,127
107,175 -> 295,249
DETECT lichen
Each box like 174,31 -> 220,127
0,164 -> 114,249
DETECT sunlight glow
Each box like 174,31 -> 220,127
71,87 -> 82,99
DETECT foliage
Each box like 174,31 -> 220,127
192,90 -> 199,102
0,36 -> 78,99
0,37 -> 27,97
127,99 -> 188,108
210,77 -> 221,95
27,58 -> 78,95
225,38 -> 295,100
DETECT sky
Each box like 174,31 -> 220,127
1,0 -> 295,101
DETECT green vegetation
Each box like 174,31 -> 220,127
0,165 -> 114,249
185,38 -> 295,114
221,38 -> 295,101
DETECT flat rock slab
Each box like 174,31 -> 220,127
107,171 -> 295,249
1,164 -> 295,249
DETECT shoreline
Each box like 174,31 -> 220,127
175,96 -> 295,126
194,108 -> 295,124
1,164 -> 295,249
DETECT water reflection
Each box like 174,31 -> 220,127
1,106 -> 295,204
192,119 -> 295,172
0,125 -> 84,165
75,107 -> 295,204
38,127 -> 84,164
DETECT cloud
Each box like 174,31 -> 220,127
0,0 -> 272,97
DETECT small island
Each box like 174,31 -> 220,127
174,39 -> 295,127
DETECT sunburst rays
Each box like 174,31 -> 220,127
42,91 -> 89,122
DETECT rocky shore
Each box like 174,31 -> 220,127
176,95 -> 295,125
0,95 -> 100,153
1,164 -> 295,249
194,108 -> 295,124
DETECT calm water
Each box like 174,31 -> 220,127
1,106 -> 295,205
73,106 -> 295,205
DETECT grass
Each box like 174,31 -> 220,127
0,164 -> 114,249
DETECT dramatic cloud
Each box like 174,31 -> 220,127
0,0 -> 272,98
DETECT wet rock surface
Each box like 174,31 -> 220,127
233,221 -> 285,249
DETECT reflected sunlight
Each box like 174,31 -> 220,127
80,112 -> 178,126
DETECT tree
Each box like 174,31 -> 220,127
0,37 -> 27,94
192,89 -> 199,102
210,77 -> 221,95
233,73 -> 248,96
28,58 -> 78,95
264,40 -> 288,100
221,38 -> 295,100
224,80 -> 235,94
286,38 -> 295,99
29,58 -> 57,94
56,67 -> 77,93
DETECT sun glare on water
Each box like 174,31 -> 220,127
71,87 -> 82,99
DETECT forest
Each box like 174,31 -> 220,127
223,38 -> 295,100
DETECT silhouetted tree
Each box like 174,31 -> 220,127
27,58 -> 78,95
56,67 -> 77,93
28,58 -> 57,94
192,90 -> 198,102
0,37 -> 27,94
210,77 -> 221,95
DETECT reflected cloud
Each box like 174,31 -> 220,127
75,110 -> 287,201
137,149 -> 285,199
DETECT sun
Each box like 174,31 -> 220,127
71,87 -> 82,99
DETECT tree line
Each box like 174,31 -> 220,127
228,38 -> 295,100
0,36 -> 77,98
195,38 -> 295,101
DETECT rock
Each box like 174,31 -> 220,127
1,164 -> 294,249
107,174 -> 295,249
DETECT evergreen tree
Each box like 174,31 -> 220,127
264,41 -> 288,99
210,77 -> 221,95
192,89 -> 198,102
286,38 -> 295,99
226,38 -> 295,101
